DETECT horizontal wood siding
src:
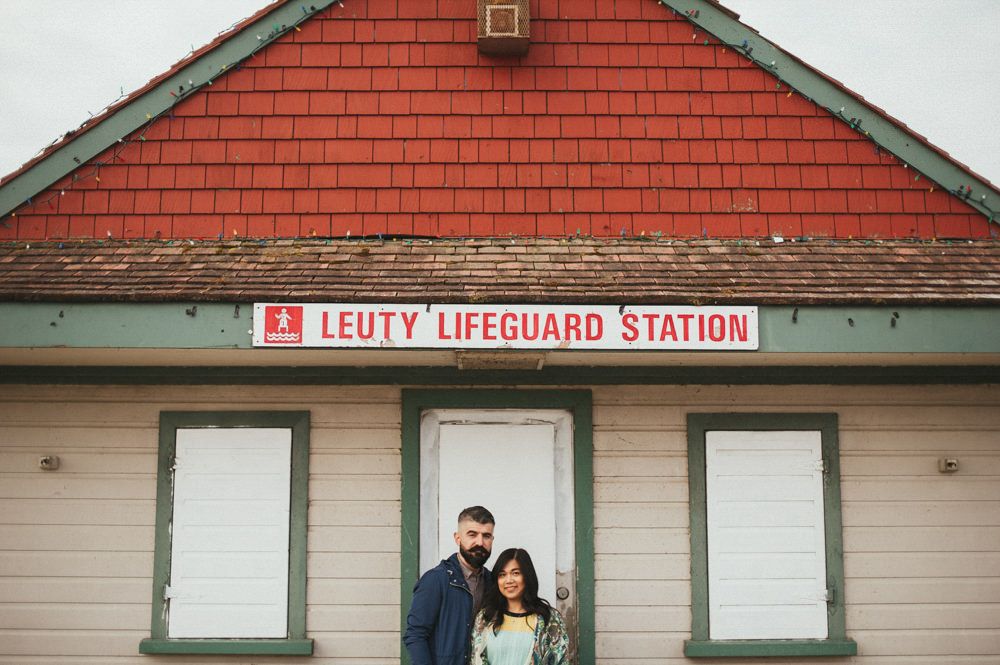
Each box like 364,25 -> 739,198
0,385 -> 402,664
592,385 -> 1000,664
1,383 -> 998,663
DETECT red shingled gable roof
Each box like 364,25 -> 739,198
1,0 -> 995,243
0,0 -> 997,307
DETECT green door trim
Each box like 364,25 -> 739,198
400,389 -> 595,665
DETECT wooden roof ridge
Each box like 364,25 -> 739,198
0,0 -> 997,224
2,237 -> 998,305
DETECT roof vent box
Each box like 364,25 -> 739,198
477,0 -> 530,56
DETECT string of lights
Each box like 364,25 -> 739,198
2,234 -> 987,253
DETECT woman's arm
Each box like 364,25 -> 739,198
543,611 -> 569,665
469,610 -> 490,665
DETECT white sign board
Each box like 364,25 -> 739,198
252,304 -> 758,350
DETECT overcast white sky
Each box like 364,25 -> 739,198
1,0 -> 997,185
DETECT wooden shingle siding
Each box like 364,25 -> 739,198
2,0 -> 992,242
1,382 -> 998,662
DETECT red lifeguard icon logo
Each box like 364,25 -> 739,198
264,305 -> 303,344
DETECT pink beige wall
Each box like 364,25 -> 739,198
0,383 -> 997,663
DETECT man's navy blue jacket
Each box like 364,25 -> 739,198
403,553 -> 493,665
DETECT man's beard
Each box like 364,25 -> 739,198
460,543 -> 490,568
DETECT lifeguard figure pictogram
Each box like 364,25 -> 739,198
263,305 -> 303,343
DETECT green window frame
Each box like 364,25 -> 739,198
139,411 -> 312,655
685,413 -> 857,658
400,389 -> 595,665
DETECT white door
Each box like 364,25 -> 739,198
419,409 -> 576,626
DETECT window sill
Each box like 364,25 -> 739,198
139,638 -> 313,655
684,638 -> 857,658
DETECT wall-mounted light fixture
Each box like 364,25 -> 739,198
39,455 -> 60,471
938,458 -> 959,473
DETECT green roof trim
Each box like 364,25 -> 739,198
0,0 -> 338,220
662,0 -> 999,222
2,303 -> 999,354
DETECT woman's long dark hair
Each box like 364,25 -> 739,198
481,548 -> 553,632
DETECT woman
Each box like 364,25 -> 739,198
470,548 -> 569,665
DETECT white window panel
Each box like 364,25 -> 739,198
706,430 -> 828,640
167,427 -> 292,639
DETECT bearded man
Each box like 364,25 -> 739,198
403,506 -> 495,665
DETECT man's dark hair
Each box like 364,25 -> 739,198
458,505 -> 495,526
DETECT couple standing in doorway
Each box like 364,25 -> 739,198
403,506 -> 570,665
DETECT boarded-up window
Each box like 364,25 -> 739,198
168,427 -> 292,638
705,430 -> 828,639
141,411 -> 311,656
685,414 -> 855,658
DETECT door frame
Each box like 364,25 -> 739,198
400,389 -> 594,665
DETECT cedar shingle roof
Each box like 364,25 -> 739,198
1,238 -> 998,305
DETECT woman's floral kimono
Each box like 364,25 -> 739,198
469,608 -> 569,665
